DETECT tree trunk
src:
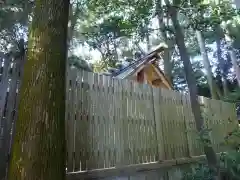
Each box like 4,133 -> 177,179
157,15 -> 173,85
229,49 -> 240,87
164,1 -> 219,177
156,0 -> 173,85
113,35 -> 119,63
196,30 -> 219,99
146,33 -> 151,51
8,0 -> 69,179
68,2 -> 81,45
224,29 -> 240,88
216,27 -> 229,96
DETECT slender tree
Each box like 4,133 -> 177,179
155,0 -> 174,85
164,0 -> 220,178
229,48 -> 240,87
225,33 -> 240,88
211,0 -> 232,96
196,30 -> 220,99
8,0 -> 70,179
215,27 -> 229,95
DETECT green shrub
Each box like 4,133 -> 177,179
182,127 -> 240,180
219,151 -> 240,180
182,164 -> 215,180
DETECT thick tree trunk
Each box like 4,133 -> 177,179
164,1 -> 219,177
196,30 -> 220,99
8,0 -> 69,179
229,49 -> 240,87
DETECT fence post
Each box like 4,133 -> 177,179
152,87 -> 165,161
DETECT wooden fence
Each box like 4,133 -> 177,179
0,54 -> 238,180
0,53 -> 24,180
66,69 -> 237,173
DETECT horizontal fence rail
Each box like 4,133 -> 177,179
65,69 -> 238,173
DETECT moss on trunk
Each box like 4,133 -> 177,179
8,0 -> 69,179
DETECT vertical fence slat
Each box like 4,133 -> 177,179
98,74 -> 105,169
0,55 -> 25,180
66,68 -> 77,172
153,88 -> 165,161
73,70 -> 82,171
